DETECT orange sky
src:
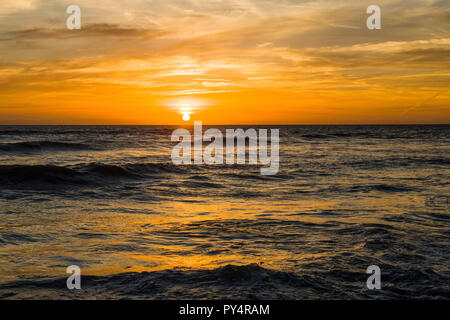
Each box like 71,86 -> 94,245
0,0 -> 449,124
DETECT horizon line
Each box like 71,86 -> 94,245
0,123 -> 449,126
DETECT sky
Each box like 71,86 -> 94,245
0,0 -> 449,124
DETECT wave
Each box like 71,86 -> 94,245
0,162 -> 279,191
1,262 -> 447,299
0,141 -> 94,152
0,162 -> 191,188
0,127 -> 173,136
343,157 -> 450,169
295,127 -> 450,140
0,263 -> 341,299
299,132 -> 374,139
320,183 -> 419,194
0,165 -> 84,185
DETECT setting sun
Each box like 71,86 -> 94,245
182,113 -> 190,121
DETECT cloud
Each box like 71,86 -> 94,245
0,23 -> 168,41
0,0 -> 37,14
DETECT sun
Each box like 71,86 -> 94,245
182,113 -> 191,121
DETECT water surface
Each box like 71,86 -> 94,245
0,125 -> 448,299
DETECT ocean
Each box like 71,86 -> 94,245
0,125 -> 448,299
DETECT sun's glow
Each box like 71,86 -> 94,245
164,97 -> 209,121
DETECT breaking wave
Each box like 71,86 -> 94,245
0,162 -> 189,187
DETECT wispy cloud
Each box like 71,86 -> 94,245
0,23 -> 168,41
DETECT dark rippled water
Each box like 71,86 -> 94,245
0,125 -> 448,299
